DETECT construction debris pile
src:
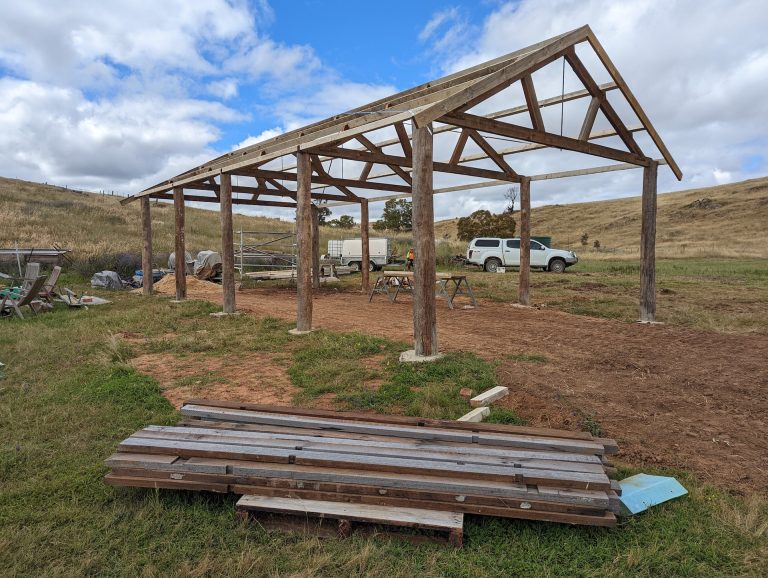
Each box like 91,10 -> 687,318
105,400 -> 621,530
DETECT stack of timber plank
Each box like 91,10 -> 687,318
105,399 -> 621,527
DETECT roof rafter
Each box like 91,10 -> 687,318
120,25 -> 680,208
441,111 -> 650,166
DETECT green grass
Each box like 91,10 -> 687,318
338,257 -> 768,334
1,292 -> 766,577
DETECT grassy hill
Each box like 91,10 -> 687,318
2,175 -> 767,268
435,176 -> 768,258
0,177 -> 294,259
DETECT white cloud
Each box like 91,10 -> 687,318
233,127 -> 283,150
0,1 -> 333,195
419,7 -> 460,42
0,77 -> 240,191
420,0 -> 768,211
208,78 -> 239,100
273,81 -> 397,129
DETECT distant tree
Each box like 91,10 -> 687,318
504,185 -> 519,214
328,215 -> 356,229
375,199 -> 412,231
457,210 -> 516,242
593,239 -> 601,249
580,233 -> 590,247
315,206 -> 332,225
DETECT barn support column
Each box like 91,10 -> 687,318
220,173 -> 236,314
518,177 -> 531,306
360,198 -> 370,292
639,160 -> 659,322
311,205 -> 320,290
292,151 -> 313,334
140,196 -> 153,296
404,122 -> 439,361
172,186 -> 186,301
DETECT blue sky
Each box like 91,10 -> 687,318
0,0 -> 766,221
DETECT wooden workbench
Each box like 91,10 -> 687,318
368,271 -> 477,309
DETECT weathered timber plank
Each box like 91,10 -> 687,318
181,406 -> 606,455
104,473 -> 228,493
107,453 -> 610,507
169,423 -> 605,464
133,428 -> 608,474
181,399 -> 596,441
118,437 -> 610,489
105,472 -> 614,526
108,461 -> 607,514
232,487 -> 614,527
237,495 -> 464,530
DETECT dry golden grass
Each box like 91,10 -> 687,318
3,175 -> 768,262
435,176 -> 768,259
0,177 -> 295,258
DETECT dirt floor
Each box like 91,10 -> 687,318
130,351 -> 297,409
152,279 -> 768,494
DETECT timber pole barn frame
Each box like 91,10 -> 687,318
121,26 -> 681,356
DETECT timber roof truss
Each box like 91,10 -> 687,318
121,25 -> 681,209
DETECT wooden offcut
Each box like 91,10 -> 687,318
457,407 -> 490,423
470,386 -> 510,408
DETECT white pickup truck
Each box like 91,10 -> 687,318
466,237 -> 578,273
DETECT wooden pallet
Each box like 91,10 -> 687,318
105,400 -> 620,528
235,495 -> 464,547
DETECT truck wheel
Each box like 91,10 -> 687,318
548,258 -> 566,273
349,261 -> 361,272
369,261 -> 376,272
484,257 -> 502,273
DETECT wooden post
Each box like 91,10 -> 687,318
519,177 -> 531,306
311,205 -> 320,290
173,186 -> 186,301
639,160 -> 658,322
294,152 -> 313,333
411,123 -> 438,357
220,173 -> 236,313
140,196 -> 153,296
360,198 -> 370,292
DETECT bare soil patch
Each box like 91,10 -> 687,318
130,350 -> 296,409
168,284 -> 768,494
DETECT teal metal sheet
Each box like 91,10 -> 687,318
618,473 -> 688,516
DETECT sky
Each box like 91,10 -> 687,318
1,0 -> 766,221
